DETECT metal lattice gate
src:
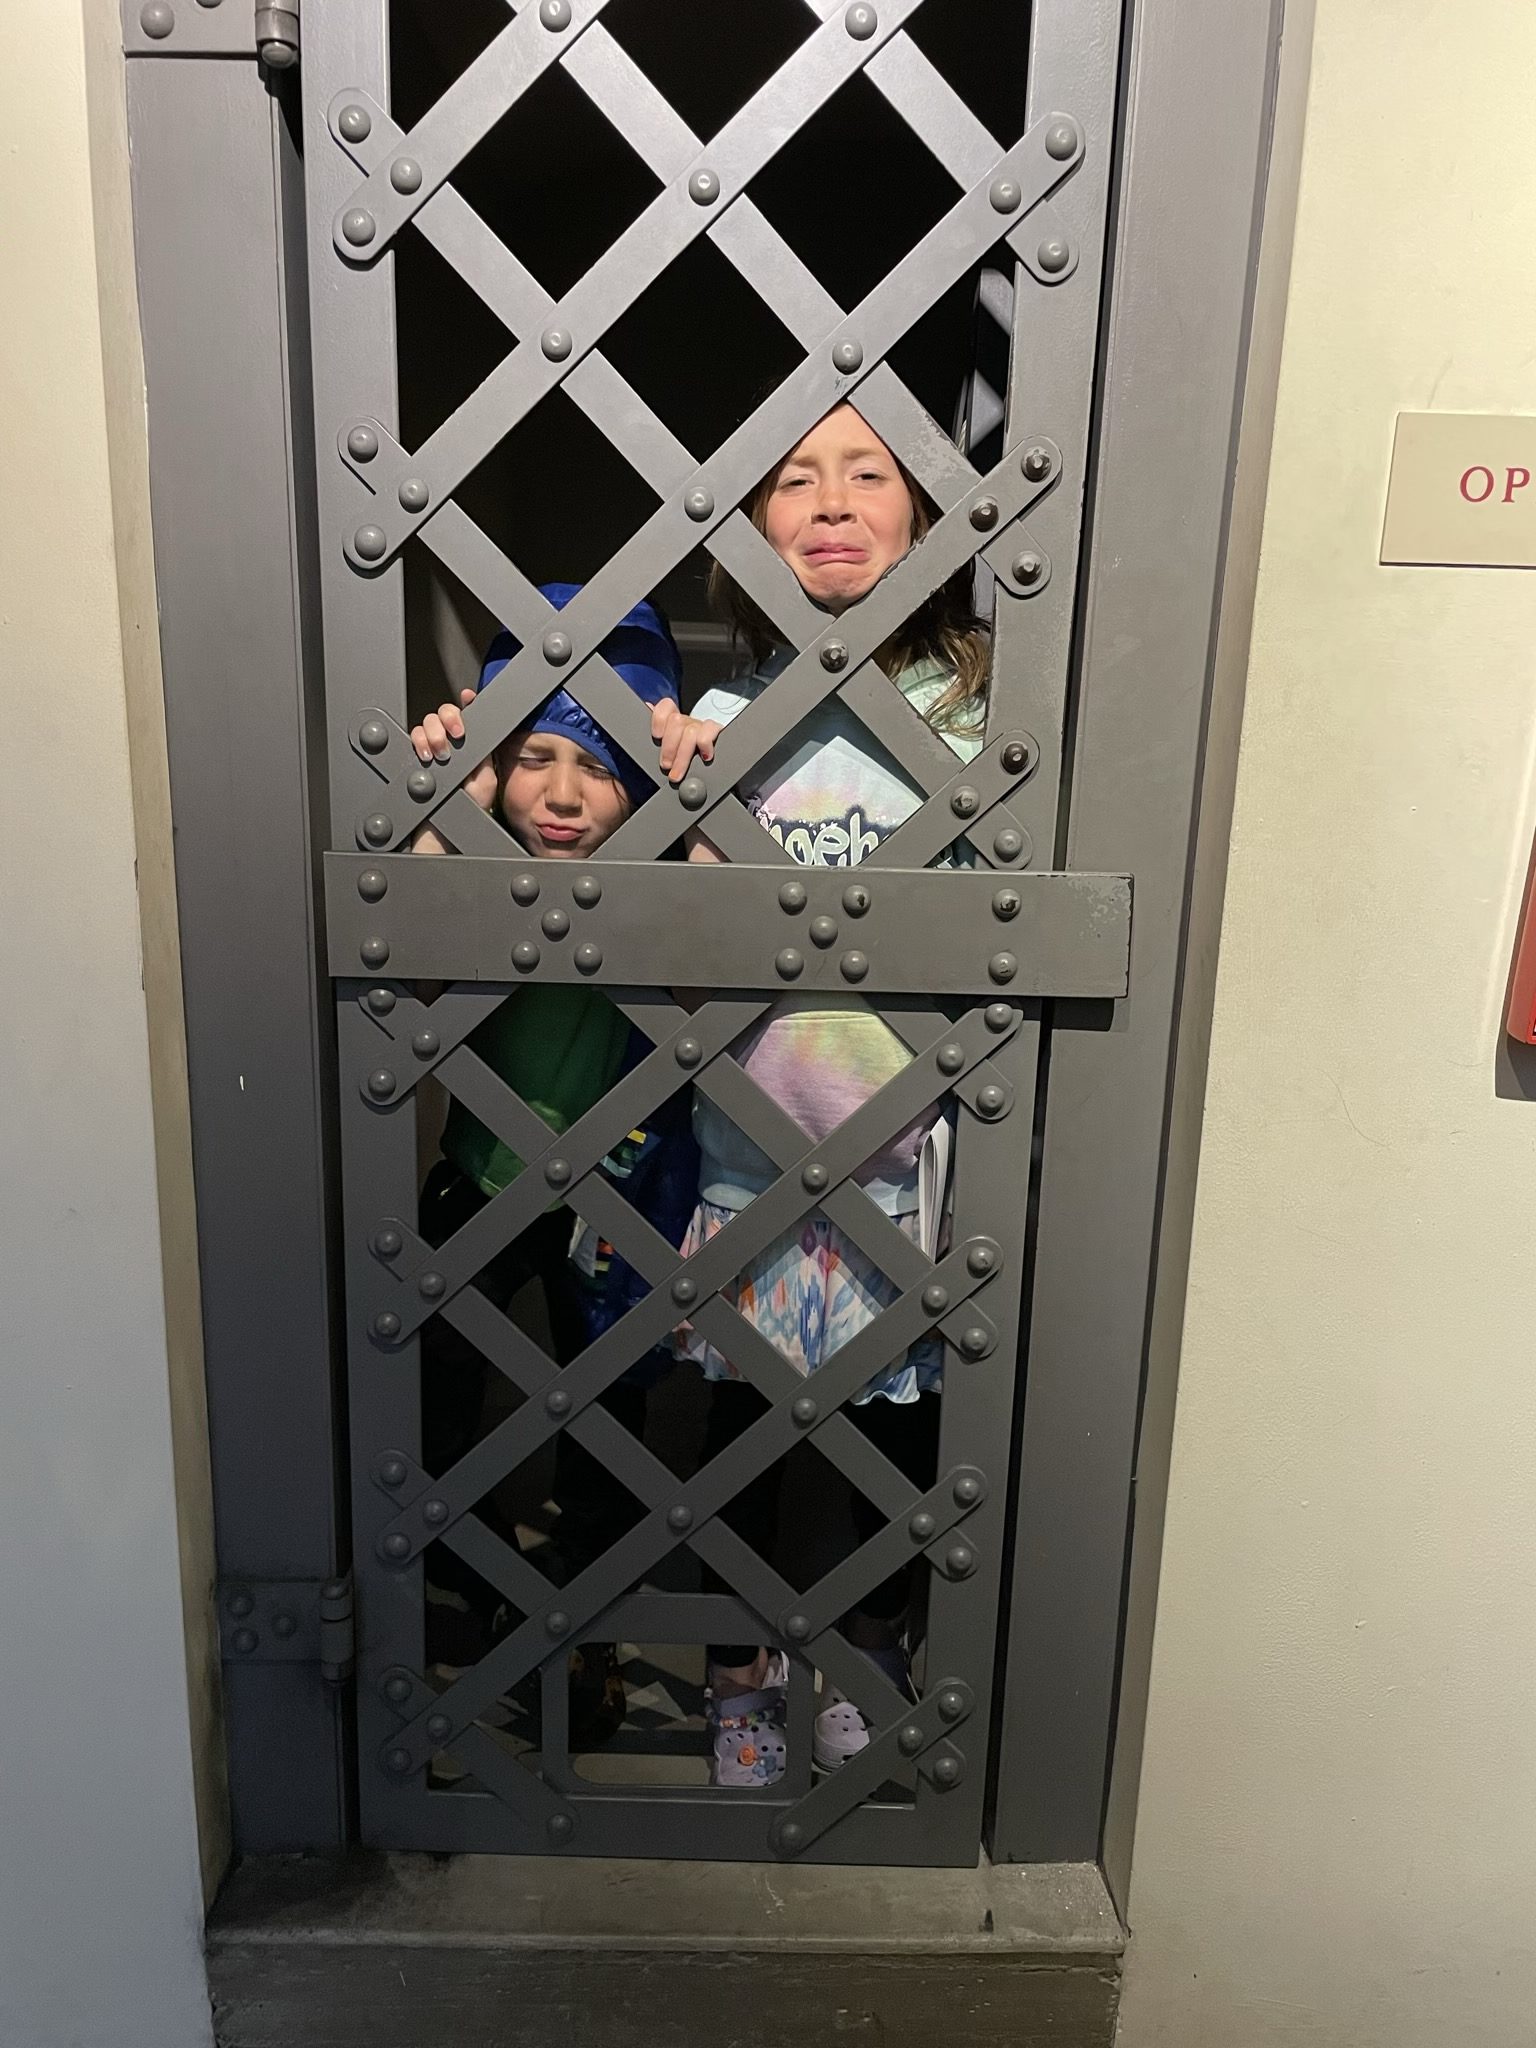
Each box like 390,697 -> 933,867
303,0 -> 1128,1864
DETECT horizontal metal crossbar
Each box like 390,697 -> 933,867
330,859 -> 1131,993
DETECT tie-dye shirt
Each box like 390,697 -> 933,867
689,655 -> 983,1216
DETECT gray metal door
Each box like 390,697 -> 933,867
302,0 -> 1127,1865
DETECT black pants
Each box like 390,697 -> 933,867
702,1378 -> 939,1667
419,1160 -> 645,1596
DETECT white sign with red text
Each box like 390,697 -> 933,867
1382,412 -> 1536,568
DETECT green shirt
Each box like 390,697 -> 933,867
440,984 -> 631,1197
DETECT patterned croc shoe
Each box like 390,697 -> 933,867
813,1644 -> 914,1774
707,1655 -> 789,1787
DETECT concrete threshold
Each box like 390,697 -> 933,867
208,1852 -> 1124,2047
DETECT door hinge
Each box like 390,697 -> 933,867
255,0 -> 299,70
219,1569 -> 353,1683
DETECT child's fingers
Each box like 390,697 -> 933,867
409,723 -> 432,762
668,733 -> 699,784
419,711 -> 451,761
436,702 -> 467,744
651,699 -> 678,743
459,687 -> 477,708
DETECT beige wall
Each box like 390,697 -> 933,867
0,2 -> 219,2042
1118,5 -> 1536,2045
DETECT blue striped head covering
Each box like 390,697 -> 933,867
475,583 -> 681,805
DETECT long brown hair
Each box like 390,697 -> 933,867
705,417 -> 990,736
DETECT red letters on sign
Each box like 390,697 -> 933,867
1504,466 -> 1531,503
1460,465 -> 1496,503
1459,464 -> 1530,505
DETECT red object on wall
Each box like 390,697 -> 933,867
1506,839 -> 1536,1042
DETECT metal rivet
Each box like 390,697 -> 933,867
382,1532 -> 411,1561
366,987 -> 397,1016
232,1627 -> 258,1653
671,1275 -> 698,1306
353,524 -> 387,562
839,950 -> 869,982
984,1002 -> 1014,1032
418,1270 -> 446,1300
547,1812 -> 575,1844
970,497 -> 1000,530
1046,118 -> 1080,160
573,874 -> 602,907
1001,740 -> 1030,774
960,1326 -> 992,1358
140,2 -> 175,36
272,1611 -> 296,1639
993,826 -> 1025,862
820,640 -> 849,672
390,157 -> 423,195
383,1672 -> 412,1705
776,948 -> 805,980
384,1746 -> 413,1775
791,1395 -> 818,1427
341,209 -> 377,248
845,1 -> 878,37
359,716 -> 389,754
785,1614 -> 811,1642
976,1083 -> 1007,1118
425,1712 -> 452,1740
897,1722 -> 925,1756
346,423 -> 378,461
954,1473 -> 982,1507
358,868 -> 388,902
936,1042 -> 965,1076
1037,237 -> 1071,276
338,105 -> 372,144
950,785 -> 980,818
366,1068 -> 396,1100
196,0 -> 222,8
688,168 -> 721,205
842,884 -> 870,917
511,940 -> 540,972
778,881 -> 807,913
541,327 -> 573,362
992,890 -> 1021,924
967,1244 -> 997,1278
909,1510 -> 937,1541
809,914 -> 838,948
362,813 -> 394,847
546,1610 -> 570,1638
422,1499 -> 450,1527
540,0 -> 572,24
511,874 -> 540,906
574,942 -> 602,974
361,937 -> 390,970
541,908 -> 570,939
544,1157 -> 572,1188
379,1453 -> 408,1487
921,1284 -> 948,1316
542,629 -> 572,666
1022,446 -> 1052,481
406,768 -> 436,802
1011,552 -> 1044,588
542,1385 -> 574,1420
675,1036 -> 703,1069
802,1162 -> 829,1193
227,1590 -> 254,1618
398,476 -> 429,512
667,1504 -> 694,1532
931,1755 -> 963,1791
677,776 -> 708,810
946,1543 -> 976,1578
776,1821 -> 805,1853
989,177 -> 1022,214
833,338 -> 864,374
683,484 -> 716,524
989,952 -> 1018,984
938,1685 -> 967,1722
411,1029 -> 440,1060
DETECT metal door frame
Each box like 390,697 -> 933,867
118,0 -> 1292,1866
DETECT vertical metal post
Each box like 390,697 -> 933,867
122,44 -> 350,1847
